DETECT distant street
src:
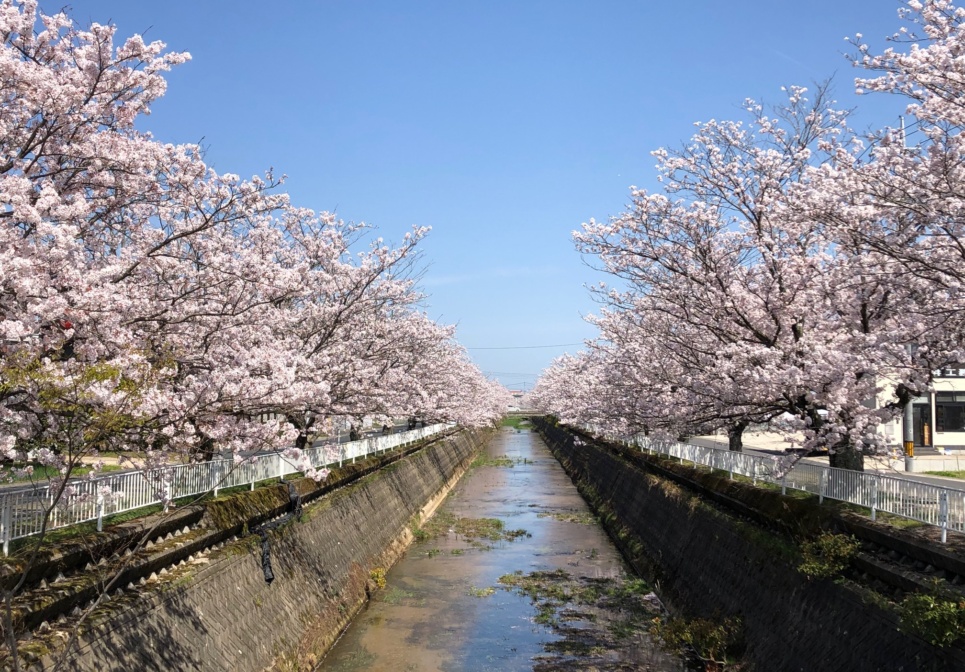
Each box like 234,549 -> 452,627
688,436 -> 965,494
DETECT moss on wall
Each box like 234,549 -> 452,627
15,428 -> 489,672
533,418 -> 965,672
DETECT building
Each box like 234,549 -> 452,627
881,367 -> 965,451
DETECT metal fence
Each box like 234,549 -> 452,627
0,423 -> 453,555
586,428 -> 964,543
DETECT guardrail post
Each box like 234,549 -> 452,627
940,490 -> 949,544
781,474 -> 787,496
819,470 -> 827,505
96,492 -> 105,532
1,498 -> 10,556
213,461 -> 221,498
163,478 -> 172,513
729,464 -> 734,481
871,476 -> 878,522
48,487 -> 57,529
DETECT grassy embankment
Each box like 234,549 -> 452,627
501,416 -> 531,430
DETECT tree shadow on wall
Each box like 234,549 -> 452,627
61,586 -> 210,672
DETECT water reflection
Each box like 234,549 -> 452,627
317,427 -> 681,671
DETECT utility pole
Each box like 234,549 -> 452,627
903,341 -> 915,465
903,402 -> 915,458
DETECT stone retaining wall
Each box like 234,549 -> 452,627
28,428 -> 486,671
534,418 -> 965,672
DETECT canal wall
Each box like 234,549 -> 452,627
533,418 -> 965,672
20,427 -> 488,672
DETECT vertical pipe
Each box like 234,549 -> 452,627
940,491 -> 949,544
903,401 -> 915,458
871,477 -> 878,522
1,498 -> 9,556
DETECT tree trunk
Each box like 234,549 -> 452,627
286,413 -> 315,451
727,420 -> 748,452
828,439 -> 864,471
188,418 -> 216,461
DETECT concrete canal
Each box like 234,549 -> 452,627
317,424 -> 682,671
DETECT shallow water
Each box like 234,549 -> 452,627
317,427 -> 681,671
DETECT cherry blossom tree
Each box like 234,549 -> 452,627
537,1 -> 965,465
587,305 -> 784,450
0,0 -> 501,477
528,348 -> 650,439
0,0 -> 204,475
0,3 -> 504,663
831,0 -> 965,368
559,85 -> 927,469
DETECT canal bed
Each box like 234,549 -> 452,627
318,426 -> 682,671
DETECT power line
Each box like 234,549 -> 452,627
466,342 -> 584,350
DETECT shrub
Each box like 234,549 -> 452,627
899,585 -> 965,647
798,532 -> 859,579
369,567 -> 387,590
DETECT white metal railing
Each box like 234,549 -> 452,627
580,427 -> 964,543
0,423 -> 453,555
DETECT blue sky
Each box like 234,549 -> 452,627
61,1 -> 910,392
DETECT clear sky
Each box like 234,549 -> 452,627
58,1 -> 910,392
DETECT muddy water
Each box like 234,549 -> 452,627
317,427 -> 682,672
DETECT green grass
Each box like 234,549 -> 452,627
501,416 -> 531,430
467,585 -> 496,598
4,501 -> 169,555
874,510 -> 928,529
413,510 -> 530,547
1,474 -> 293,557
380,586 -> 417,605
536,511 -> 597,525
1,463 -> 125,483
93,451 -> 142,460
498,569 -> 661,641
677,458 -> 929,534
470,454 -> 515,468
756,480 -> 816,501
